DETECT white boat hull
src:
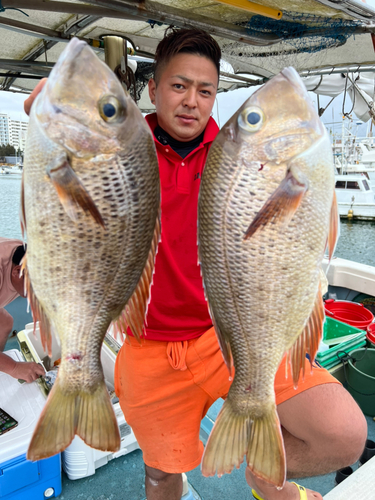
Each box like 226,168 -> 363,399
338,202 -> 375,220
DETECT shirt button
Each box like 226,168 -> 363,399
181,162 -> 185,166
165,148 -> 169,153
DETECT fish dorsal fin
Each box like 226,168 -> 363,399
112,214 -> 161,343
47,154 -> 105,227
21,254 -> 53,357
244,168 -> 307,239
287,282 -> 325,388
327,191 -> 339,261
20,172 -> 26,239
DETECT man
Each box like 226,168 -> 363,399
24,29 -> 367,500
0,237 -> 45,382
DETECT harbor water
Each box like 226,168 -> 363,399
1,175 -> 375,266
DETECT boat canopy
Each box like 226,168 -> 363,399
1,0 -> 375,111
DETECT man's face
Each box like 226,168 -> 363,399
148,53 -> 218,142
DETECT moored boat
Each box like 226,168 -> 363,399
335,173 -> 375,220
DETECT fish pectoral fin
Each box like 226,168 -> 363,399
112,214 -> 161,343
201,399 -> 286,487
327,191 -> 339,261
287,282 -> 325,388
47,154 -> 105,227
27,376 -> 120,461
244,168 -> 308,239
22,254 -> 53,357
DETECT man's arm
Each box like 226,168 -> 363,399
0,308 -> 13,351
0,351 -> 45,383
0,309 -> 45,382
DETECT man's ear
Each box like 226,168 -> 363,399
11,264 -> 21,278
148,78 -> 156,104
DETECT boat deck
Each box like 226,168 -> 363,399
4,298 -> 375,500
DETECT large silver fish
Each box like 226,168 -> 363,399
198,67 -> 338,486
21,38 -> 160,461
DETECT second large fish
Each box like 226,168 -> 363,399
22,38 -> 160,460
198,67 -> 338,486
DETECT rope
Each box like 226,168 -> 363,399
342,73 -> 355,118
0,1 -> 29,16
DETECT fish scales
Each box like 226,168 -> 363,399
199,68 -> 337,484
23,38 -> 160,460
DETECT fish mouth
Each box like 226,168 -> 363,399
50,38 -> 87,80
280,67 -> 325,136
280,67 -> 308,99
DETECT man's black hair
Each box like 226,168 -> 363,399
153,27 -> 221,84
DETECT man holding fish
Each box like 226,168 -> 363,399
0,237 -> 45,382
24,28 -> 367,500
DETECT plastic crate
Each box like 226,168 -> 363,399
317,317 -> 367,369
323,316 -> 366,346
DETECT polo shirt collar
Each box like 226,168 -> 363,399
145,113 -> 219,149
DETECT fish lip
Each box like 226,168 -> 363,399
280,67 -> 309,99
47,38 -> 87,87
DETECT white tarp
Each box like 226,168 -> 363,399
303,73 -> 375,122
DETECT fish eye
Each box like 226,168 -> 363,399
98,95 -> 124,123
238,107 -> 264,133
103,103 -> 116,118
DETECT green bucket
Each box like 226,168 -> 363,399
346,348 -> 375,417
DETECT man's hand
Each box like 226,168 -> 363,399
24,77 -> 47,116
11,361 -> 45,383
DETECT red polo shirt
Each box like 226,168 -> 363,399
143,113 -> 219,341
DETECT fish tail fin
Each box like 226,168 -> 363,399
201,398 -> 249,477
247,405 -> 286,487
201,399 -> 285,487
27,377 -> 120,461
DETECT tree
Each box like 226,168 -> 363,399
0,144 -> 16,156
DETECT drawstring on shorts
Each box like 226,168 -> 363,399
167,341 -> 189,371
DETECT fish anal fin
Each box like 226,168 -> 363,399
112,214 -> 161,343
287,283 -> 325,388
244,169 -> 307,239
47,155 -> 105,228
27,377 -> 120,461
22,255 -> 53,357
209,306 -> 234,377
201,399 -> 286,487
327,191 -> 339,261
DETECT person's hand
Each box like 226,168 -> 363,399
24,77 -> 48,116
11,361 -> 45,383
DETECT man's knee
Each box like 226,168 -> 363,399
145,464 -> 180,482
310,385 -> 367,465
331,395 -> 367,463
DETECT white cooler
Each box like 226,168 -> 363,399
17,324 -> 139,480
0,349 -> 62,499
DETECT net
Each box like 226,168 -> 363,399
244,12 -> 361,57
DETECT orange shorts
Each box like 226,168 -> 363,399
114,326 -> 339,474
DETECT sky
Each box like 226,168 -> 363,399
1,0 -> 375,129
